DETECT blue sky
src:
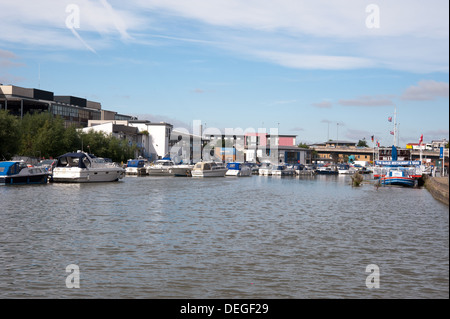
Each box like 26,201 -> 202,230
1,0 -> 448,146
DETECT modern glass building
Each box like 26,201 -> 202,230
0,85 -> 136,127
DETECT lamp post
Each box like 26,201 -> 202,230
336,123 -> 339,142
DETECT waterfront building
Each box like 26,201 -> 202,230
243,132 -> 311,164
0,84 -> 136,128
85,120 -> 173,161
431,139 -> 448,150
311,140 -> 373,164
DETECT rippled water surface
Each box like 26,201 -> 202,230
0,175 -> 448,298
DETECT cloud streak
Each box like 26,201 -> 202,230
401,80 -> 449,101
339,95 -> 394,107
0,1 -> 447,72
312,101 -> 332,109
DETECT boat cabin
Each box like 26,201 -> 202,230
56,152 -> 92,169
226,162 -> 243,170
193,162 -> 223,171
127,159 -> 146,168
0,161 -> 23,176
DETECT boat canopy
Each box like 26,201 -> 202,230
56,152 -> 91,169
0,162 -> 21,176
127,159 -> 146,168
226,163 -> 242,170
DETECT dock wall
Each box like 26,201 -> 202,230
424,176 -> 449,206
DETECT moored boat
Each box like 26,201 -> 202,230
146,158 -> 193,177
293,163 -> 315,175
271,164 -> 295,176
147,159 -> 176,176
315,164 -> 338,175
191,161 -> 227,177
379,167 -> 417,187
338,163 -> 354,174
225,162 -> 252,177
125,158 -> 148,175
0,161 -> 49,185
258,162 -> 272,176
52,151 -> 125,183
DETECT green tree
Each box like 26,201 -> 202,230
63,124 -> 83,154
0,110 -> 20,159
34,116 -> 66,158
18,112 -> 66,158
357,139 -> 368,147
297,142 -> 310,149
78,130 -> 137,163
79,130 -> 109,156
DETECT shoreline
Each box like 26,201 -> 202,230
424,176 -> 449,206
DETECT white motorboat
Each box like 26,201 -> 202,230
125,158 -> 148,175
258,162 -> 272,175
283,164 -> 295,175
0,161 -> 49,185
147,159 -> 193,177
147,159 -> 176,176
315,165 -> 338,175
52,151 -> 125,183
271,164 -> 295,176
338,164 -> 356,174
225,162 -> 252,177
191,161 -> 227,177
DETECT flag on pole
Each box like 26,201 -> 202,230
388,117 -> 392,122
377,141 -> 380,147
371,135 -> 374,142
419,134 -> 423,145
390,131 -> 394,135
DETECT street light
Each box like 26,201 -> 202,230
337,123 -> 339,142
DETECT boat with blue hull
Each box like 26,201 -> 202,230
0,161 -> 49,185
380,167 -> 417,187
374,145 -> 426,187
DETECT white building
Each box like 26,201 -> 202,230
83,120 -> 173,161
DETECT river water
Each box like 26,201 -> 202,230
0,174 -> 448,298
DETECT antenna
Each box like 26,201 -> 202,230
38,63 -> 41,89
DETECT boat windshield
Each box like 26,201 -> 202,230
57,155 -> 90,168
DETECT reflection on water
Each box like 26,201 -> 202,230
0,175 -> 448,298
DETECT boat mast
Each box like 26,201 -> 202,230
393,106 -> 397,147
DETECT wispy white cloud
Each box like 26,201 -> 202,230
0,0 -> 448,72
254,51 -> 375,70
312,101 -> 332,109
339,95 -> 395,107
401,80 -> 449,101
0,0 -> 143,52
0,49 -> 24,69
0,49 -> 26,84
132,113 -> 191,130
345,129 -> 374,141
130,0 -> 448,72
